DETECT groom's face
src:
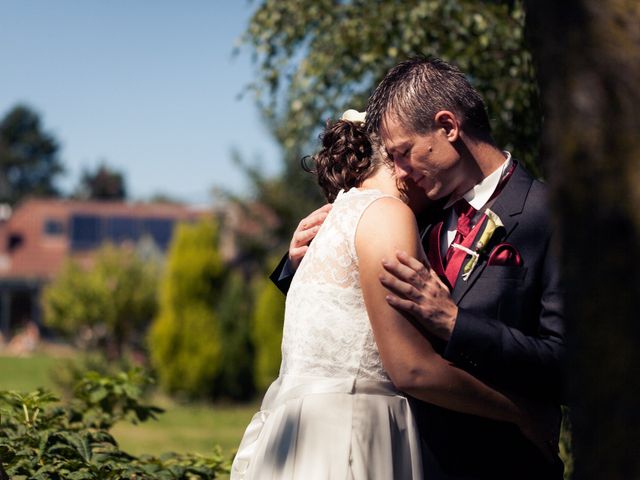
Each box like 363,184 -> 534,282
381,113 -> 463,201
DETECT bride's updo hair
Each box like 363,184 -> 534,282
312,119 -> 385,203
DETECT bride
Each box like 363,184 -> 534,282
231,110 -> 536,479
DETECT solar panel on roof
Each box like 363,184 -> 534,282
142,218 -> 174,250
106,217 -> 140,243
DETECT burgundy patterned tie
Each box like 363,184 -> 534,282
444,199 -> 477,265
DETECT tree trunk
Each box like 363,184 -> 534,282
525,1 -> 640,478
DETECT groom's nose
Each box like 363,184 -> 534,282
394,161 -> 412,180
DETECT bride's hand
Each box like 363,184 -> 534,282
288,204 -> 333,270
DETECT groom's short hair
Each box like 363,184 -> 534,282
366,56 -> 493,142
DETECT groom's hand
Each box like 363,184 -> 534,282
517,400 -> 561,464
380,251 -> 458,341
288,204 -> 332,271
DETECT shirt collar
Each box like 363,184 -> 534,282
444,151 -> 512,210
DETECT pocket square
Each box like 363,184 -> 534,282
488,243 -> 523,266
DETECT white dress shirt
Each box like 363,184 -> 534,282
440,152 -> 513,257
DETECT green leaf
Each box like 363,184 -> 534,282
88,387 -> 108,404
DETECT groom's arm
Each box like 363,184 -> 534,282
269,254 -> 295,295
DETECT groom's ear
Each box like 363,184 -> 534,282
434,110 -> 460,142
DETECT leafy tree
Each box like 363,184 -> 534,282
244,0 -> 537,161
525,0 -> 640,477
0,104 -> 64,205
240,0 -> 540,245
42,244 -> 159,358
148,219 -> 226,399
251,272 -> 285,392
76,162 -> 127,200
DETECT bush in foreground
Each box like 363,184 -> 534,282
0,370 -> 229,479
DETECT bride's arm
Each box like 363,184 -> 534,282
356,197 -> 538,427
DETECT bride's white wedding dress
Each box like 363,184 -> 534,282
231,188 -> 423,479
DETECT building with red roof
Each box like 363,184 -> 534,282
0,198 -> 203,339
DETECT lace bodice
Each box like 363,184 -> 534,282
280,188 -> 396,382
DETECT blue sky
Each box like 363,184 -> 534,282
0,1 -> 281,204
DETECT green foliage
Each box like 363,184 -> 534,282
239,0 -> 542,245
71,369 -> 163,430
213,272 -> 256,400
0,104 -> 64,205
560,407 -> 573,480
251,274 -> 285,392
148,219 -> 226,399
76,162 -> 127,200
245,0 -> 539,164
42,244 -> 159,357
50,353 -> 152,402
0,370 -> 229,479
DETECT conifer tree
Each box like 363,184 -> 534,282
149,219 -> 225,398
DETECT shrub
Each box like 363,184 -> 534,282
560,407 -> 573,480
251,275 -> 285,392
50,352 -> 151,401
148,219 -> 226,399
42,243 -> 159,358
0,370 -> 229,478
213,272 -> 256,400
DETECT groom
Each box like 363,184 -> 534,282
272,57 -> 565,479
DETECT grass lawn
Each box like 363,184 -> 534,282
0,352 -> 257,458
111,396 -> 257,456
0,353 -> 59,391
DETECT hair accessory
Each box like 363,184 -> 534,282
340,109 -> 366,124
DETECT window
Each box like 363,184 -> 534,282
43,219 -> 65,236
8,233 -> 23,251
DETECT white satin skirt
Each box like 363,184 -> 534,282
231,375 -> 423,479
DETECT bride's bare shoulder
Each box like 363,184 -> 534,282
355,196 -> 419,256
359,195 -> 416,228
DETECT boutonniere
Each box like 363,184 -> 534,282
451,208 -> 504,281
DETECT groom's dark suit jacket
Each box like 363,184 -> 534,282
270,163 -> 566,480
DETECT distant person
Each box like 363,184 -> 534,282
6,321 -> 40,356
232,110 -> 554,480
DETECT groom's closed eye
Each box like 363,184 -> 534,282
385,148 -> 395,160
386,148 -> 407,161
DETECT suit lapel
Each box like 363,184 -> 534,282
451,163 -> 534,304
